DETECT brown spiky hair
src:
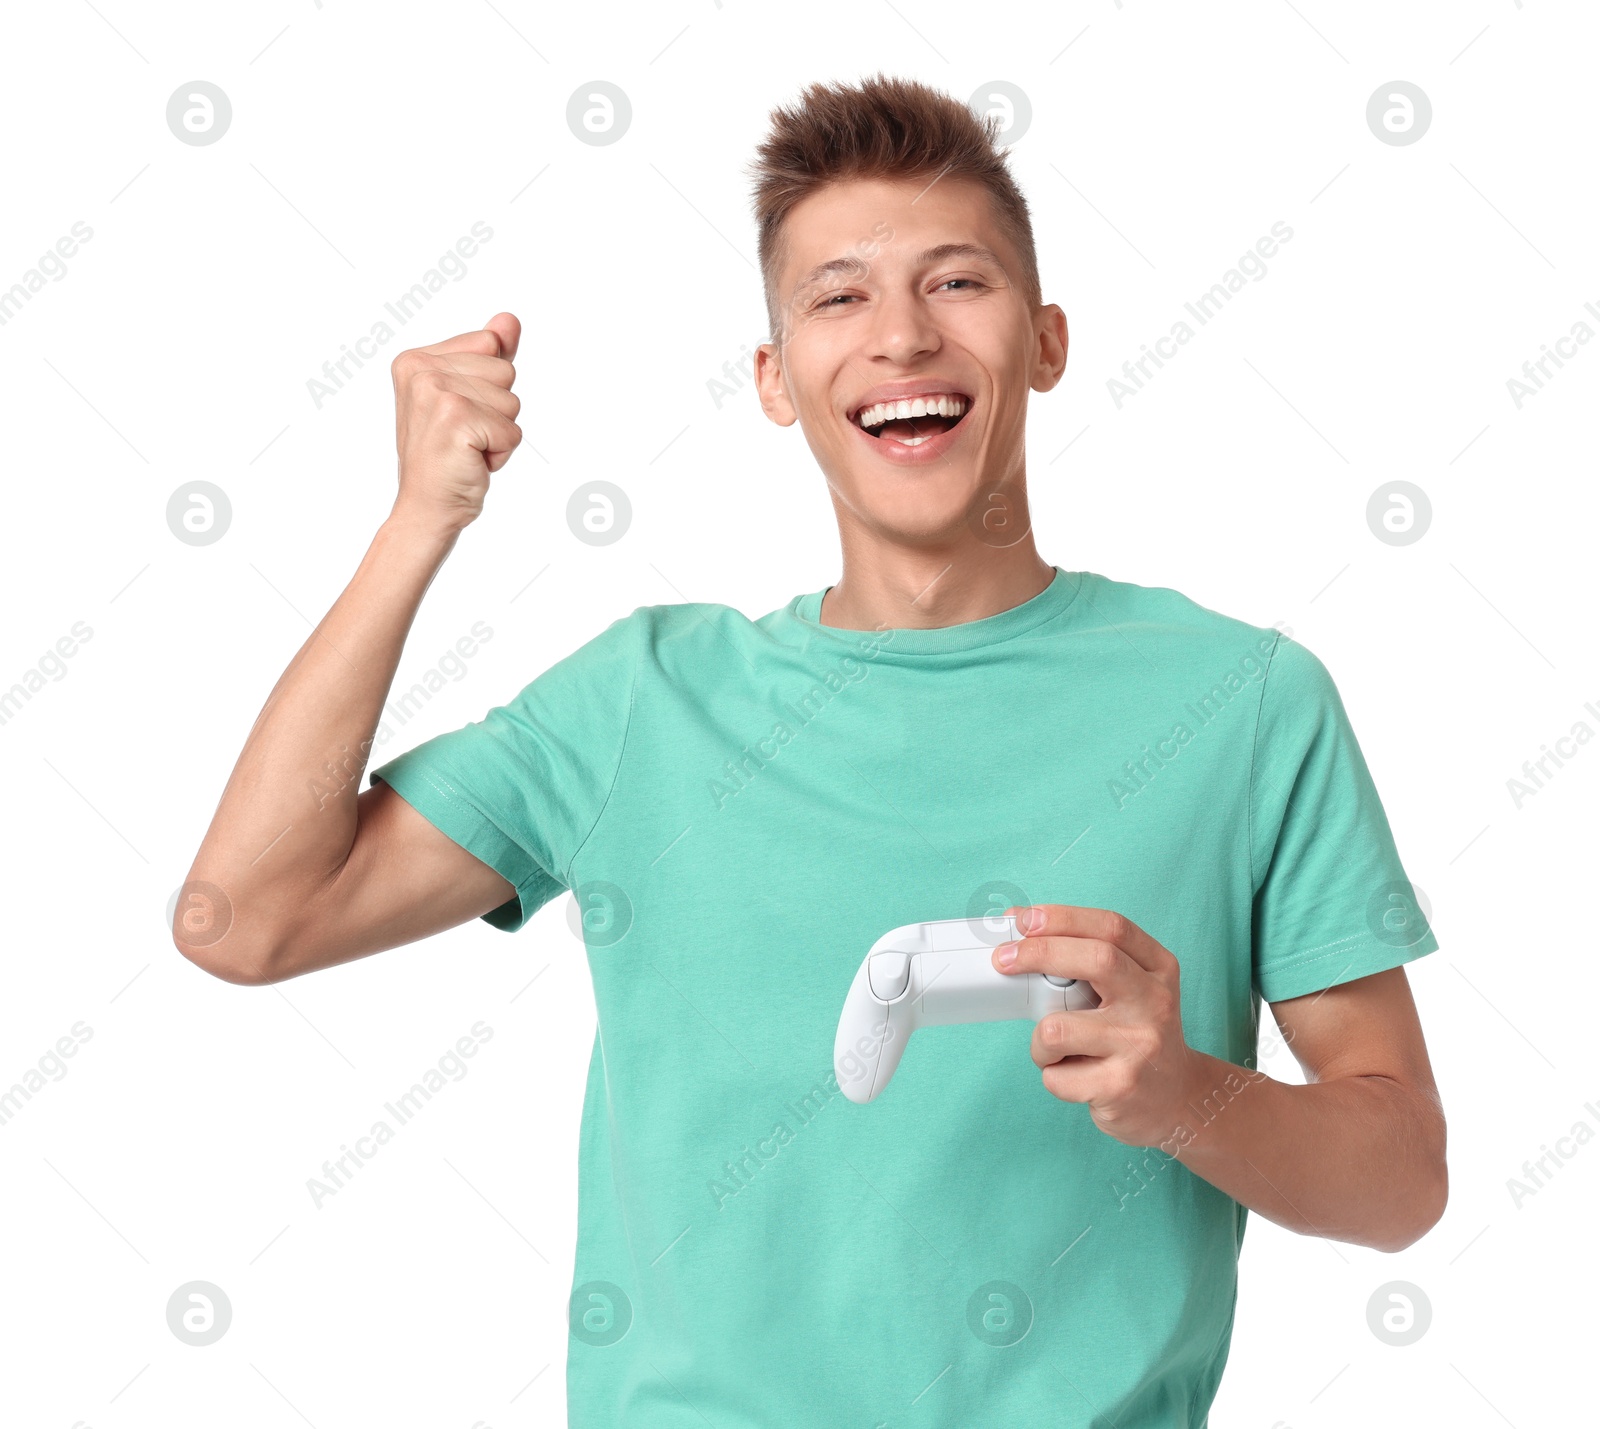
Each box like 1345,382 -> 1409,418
746,73 -> 1041,345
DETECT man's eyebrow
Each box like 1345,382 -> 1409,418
790,242 -> 1008,296
791,253 -> 870,295
914,242 -> 1008,270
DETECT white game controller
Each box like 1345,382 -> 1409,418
834,913 -> 1102,1104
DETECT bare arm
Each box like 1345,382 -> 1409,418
173,313 -> 526,985
1171,966 -> 1447,1252
995,905 -> 1447,1253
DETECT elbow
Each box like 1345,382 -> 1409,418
1375,1111 -> 1449,1253
193,952 -> 278,986
170,876 -> 286,984
171,920 -> 280,987
1373,1167 -> 1448,1253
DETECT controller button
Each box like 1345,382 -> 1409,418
868,952 -> 912,1000
1043,974 -> 1076,988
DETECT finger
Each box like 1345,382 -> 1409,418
415,321 -> 510,361
1030,1008 -> 1118,1069
996,933 -> 1141,1001
1036,1007 -> 1169,1084
1008,904 -> 1173,974
420,353 -> 516,388
484,311 -> 520,361
429,354 -> 515,407
463,408 -> 522,468
427,354 -> 518,419
426,374 -> 521,419
1039,1059 -> 1105,1107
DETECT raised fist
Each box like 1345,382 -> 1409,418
390,312 -> 522,532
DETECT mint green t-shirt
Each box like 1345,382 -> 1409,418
369,568 -> 1437,1428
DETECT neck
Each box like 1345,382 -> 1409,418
818,537 -> 1057,631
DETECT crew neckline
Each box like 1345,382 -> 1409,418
785,566 -> 1089,657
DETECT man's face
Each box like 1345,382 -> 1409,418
755,175 -> 1066,545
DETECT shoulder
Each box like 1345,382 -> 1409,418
529,586 -> 799,688
1074,575 -> 1356,730
1079,572 -> 1286,669
617,592 -> 794,648
557,598 -> 745,649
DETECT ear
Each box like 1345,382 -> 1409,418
755,342 -> 798,426
1030,303 -> 1069,394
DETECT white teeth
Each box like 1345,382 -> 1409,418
854,394 -> 968,430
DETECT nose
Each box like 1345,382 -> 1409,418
864,281 -> 940,366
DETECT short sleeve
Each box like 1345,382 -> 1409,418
367,610 -> 640,932
1248,634 -> 1438,1002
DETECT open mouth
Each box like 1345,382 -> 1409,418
850,393 -> 972,448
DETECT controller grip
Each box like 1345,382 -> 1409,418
835,960 -> 913,1104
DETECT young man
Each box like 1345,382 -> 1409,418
178,74 -> 1446,1427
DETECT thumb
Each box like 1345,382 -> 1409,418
483,311 -> 521,362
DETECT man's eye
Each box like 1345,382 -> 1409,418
815,293 -> 856,308
938,278 -> 982,292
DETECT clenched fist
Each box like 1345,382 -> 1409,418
390,312 -> 522,533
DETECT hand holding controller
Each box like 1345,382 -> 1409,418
833,914 -> 1102,1104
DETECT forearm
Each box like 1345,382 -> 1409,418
1166,1051 -> 1447,1252
175,509 -> 457,981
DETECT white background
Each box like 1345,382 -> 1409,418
1,1 -> 1595,1425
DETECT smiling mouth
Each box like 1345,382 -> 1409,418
851,394 -> 972,447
